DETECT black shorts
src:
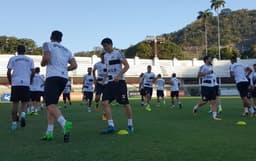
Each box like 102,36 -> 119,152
63,93 -> 70,100
201,86 -> 217,101
140,88 -> 146,96
95,83 -> 104,96
214,85 -> 221,96
11,86 -> 30,102
144,87 -> 153,96
30,91 -> 44,102
157,90 -> 164,97
171,91 -> 179,97
236,82 -> 249,98
83,91 -> 93,100
102,80 -> 129,105
44,77 -> 67,106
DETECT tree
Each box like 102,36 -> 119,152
135,42 -> 153,59
197,9 -> 213,55
210,0 -> 225,59
157,41 -> 183,59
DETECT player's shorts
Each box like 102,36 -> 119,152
11,86 -> 30,102
44,77 -> 67,106
102,80 -> 129,105
157,90 -> 164,97
30,91 -> 44,102
201,86 -> 217,101
251,88 -> 256,98
171,91 -> 179,97
144,87 -> 153,96
214,85 -> 221,97
95,83 -> 105,96
236,81 -> 249,98
83,91 -> 93,100
140,88 -> 146,96
63,93 -> 70,100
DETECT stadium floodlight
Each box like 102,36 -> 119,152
145,36 -> 165,58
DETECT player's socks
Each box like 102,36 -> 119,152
57,116 -> 66,128
11,121 -> 17,130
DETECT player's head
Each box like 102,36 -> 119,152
50,30 -> 63,42
101,38 -> 113,53
17,45 -> 26,55
203,56 -> 212,65
147,65 -> 152,72
230,56 -> 237,64
139,73 -> 144,78
157,74 -> 161,78
35,67 -> 40,73
253,64 -> 256,71
100,52 -> 105,63
87,67 -> 92,74
172,73 -> 176,77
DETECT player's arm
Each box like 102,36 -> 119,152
92,66 -> 97,84
30,68 -> 35,84
68,58 -> 77,71
198,70 -> 213,78
7,69 -> 12,84
114,59 -> 129,82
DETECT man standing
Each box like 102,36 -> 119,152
100,38 -> 134,134
193,56 -> 221,120
142,65 -> 155,111
7,45 -> 35,130
41,30 -> 77,142
230,56 -> 254,117
170,73 -> 182,109
82,67 -> 94,112
156,74 -> 165,106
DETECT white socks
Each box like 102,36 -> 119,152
47,124 -> 54,133
107,120 -> 114,127
57,116 -> 66,128
212,112 -> 217,118
128,119 -> 133,126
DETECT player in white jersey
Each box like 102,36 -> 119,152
7,45 -> 35,130
63,78 -> 72,108
156,74 -> 165,106
142,65 -> 155,111
30,67 -> 44,115
230,56 -> 254,117
83,67 -> 94,112
139,73 -> 146,107
170,73 -> 182,109
100,38 -> 134,134
193,56 -> 221,120
41,31 -> 77,142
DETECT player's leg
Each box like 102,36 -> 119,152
63,94 -> 67,108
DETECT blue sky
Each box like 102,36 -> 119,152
0,0 -> 255,52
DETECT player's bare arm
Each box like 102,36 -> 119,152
68,58 -> 77,71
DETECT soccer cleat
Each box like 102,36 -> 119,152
179,103 -> 182,109
11,123 -> 17,130
192,108 -> 197,114
64,105 -> 67,109
242,112 -> 249,117
213,117 -> 222,121
100,126 -> 115,134
127,125 -> 134,134
20,117 -> 26,128
41,132 -> 54,141
218,107 -> 223,113
145,104 -> 152,112
140,102 -> 145,107
64,121 -> 72,142
33,112 -> 39,116
102,114 -> 107,121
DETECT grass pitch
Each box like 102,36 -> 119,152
0,97 -> 256,161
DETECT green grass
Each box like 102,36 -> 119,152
1,97 -> 256,161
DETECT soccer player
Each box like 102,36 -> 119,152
7,45 -> 35,130
63,78 -> 72,108
139,73 -> 146,107
156,74 -> 165,106
170,73 -> 182,109
93,53 -> 107,120
83,67 -> 94,112
193,56 -> 221,120
30,67 -> 45,115
249,64 -> 256,110
142,65 -> 155,111
41,30 -> 77,142
100,38 -> 134,134
230,56 -> 254,117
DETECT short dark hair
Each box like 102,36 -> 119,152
51,30 -> 63,42
253,64 -> 256,67
172,73 -> 176,77
230,56 -> 237,62
35,67 -> 40,73
17,45 -> 26,54
203,56 -> 210,62
101,38 -> 113,45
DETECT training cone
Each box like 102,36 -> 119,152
236,121 -> 247,126
117,129 -> 128,135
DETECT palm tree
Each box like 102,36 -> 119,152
210,0 -> 225,59
197,9 -> 212,56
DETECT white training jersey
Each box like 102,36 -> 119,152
93,62 -> 107,85
229,63 -> 248,84
30,73 -> 45,92
7,55 -> 34,86
104,50 -> 126,82
156,78 -> 165,91
63,80 -> 71,94
199,64 -> 215,87
249,71 -> 256,86
212,72 -> 219,86
143,72 -> 155,88
170,77 -> 180,91
83,74 -> 94,92
42,42 -> 73,79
